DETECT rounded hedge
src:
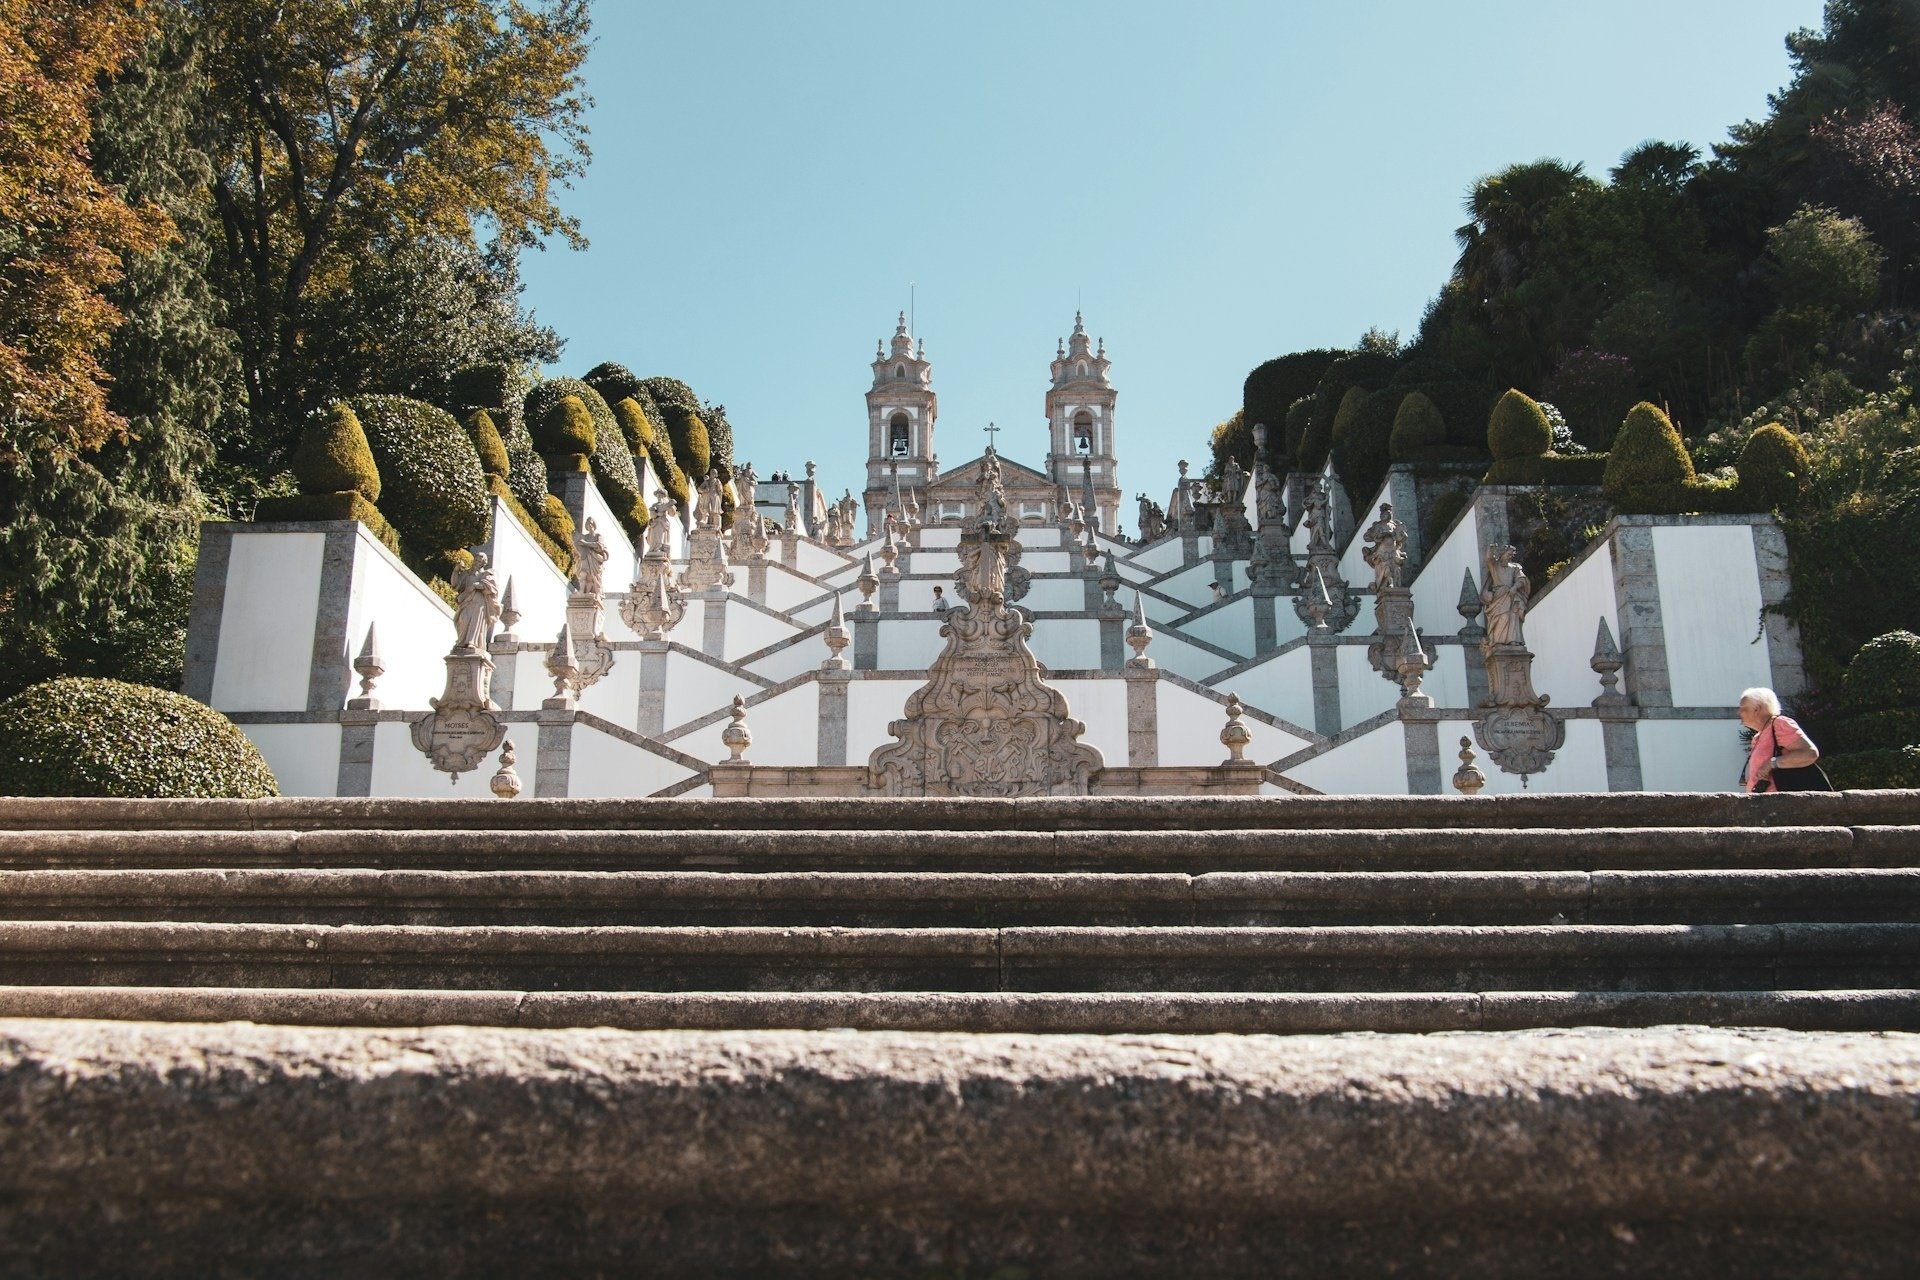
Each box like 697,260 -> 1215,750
660,401 -> 712,484
349,394 -> 492,555
1487,389 -> 1553,461
1283,395 -> 1315,462
447,363 -> 548,516
1736,422 -> 1810,512
1826,746 -> 1920,790
1332,388 -> 1404,509
465,409 -> 511,480
1603,402 -> 1699,511
1389,391 -> 1447,459
1243,350 -> 1343,465
0,678 -> 279,798
583,361 -> 642,407
1843,631 -> 1920,715
537,394 -> 597,460
617,397 -> 691,507
526,378 -> 645,527
293,403 -> 381,502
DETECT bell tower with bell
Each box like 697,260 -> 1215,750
863,312 -> 937,538
1045,312 -> 1120,535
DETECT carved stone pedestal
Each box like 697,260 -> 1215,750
410,649 -> 507,779
620,553 -> 688,641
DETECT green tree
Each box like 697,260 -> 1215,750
194,0 -> 592,481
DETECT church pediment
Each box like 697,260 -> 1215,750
930,453 -> 1054,494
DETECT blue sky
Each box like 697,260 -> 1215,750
519,0 -> 1823,526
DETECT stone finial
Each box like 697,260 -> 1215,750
721,695 -> 752,763
1453,736 -> 1487,795
489,739 -> 523,799
1125,590 -> 1155,669
879,530 -> 901,575
823,593 -> 851,669
349,622 -> 384,709
1099,552 -> 1122,609
856,550 -> 880,611
1451,571 -> 1482,640
806,460 -> 816,481
1081,524 -> 1100,566
1592,616 -> 1628,709
1220,693 -> 1253,765
497,578 -> 521,642
546,621 -> 579,706
1396,628 -> 1433,709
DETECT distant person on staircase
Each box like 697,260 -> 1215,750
1738,687 -> 1825,792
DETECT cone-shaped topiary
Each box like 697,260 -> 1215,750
466,409 -> 511,480
293,403 -> 381,502
1487,389 -> 1553,461
1735,423 -> 1811,512
662,402 -> 712,484
536,394 -> 596,465
349,394 -> 492,557
1332,388 -> 1405,510
1389,391 -> 1447,460
0,678 -> 278,798
618,396 -> 692,506
584,360 -> 642,407
1603,401 -> 1704,511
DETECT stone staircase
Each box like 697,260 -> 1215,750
1,791 -> 1917,1034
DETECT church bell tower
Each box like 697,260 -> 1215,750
1045,312 -> 1120,535
863,312 -> 937,537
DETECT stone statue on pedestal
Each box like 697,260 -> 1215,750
572,518 -> 608,598
645,490 -> 676,556
1362,503 -> 1408,592
452,554 -> 501,654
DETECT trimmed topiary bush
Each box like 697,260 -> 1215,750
0,678 -> 278,798
1843,631 -> 1920,714
1243,350 -> 1343,467
661,402 -> 712,484
466,409 -> 511,481
1389,391 -> 1447,459
1735,422 -> 1811,512
1602,401 -> 1732,513
293,402 -> 381,502
525,378 -> 645,537
615,397 -> 690,508
1299,351 -> 1397,471
534,393 -> 596,467
1487,389 -> 1554,462
1821,632 -> 1920,788
348,394 -> 492,558
1332,388 -> 1406,510
447,363 -> 547,518
584,360 -> 642,407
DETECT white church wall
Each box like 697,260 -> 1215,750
1410,501 -> 1482,641
1526,544 -> 1620,711
583,474 -> 651,570
1140,592 -> 1189,626
507,648 -> 556,709
847,679 -> 919,762
1021,577 -> 1087,612
1284,721 -> 1408,794
573,652 -> 641,724
369,721 -> 516,797
1129,538 -> 1188,575
1017,550 -> 1078,575
725,600 -> 803,661
672,684 -> 820,767
1423,643 -> 1471,709
1436,717 -> 1609,795
1337,644 -> 1401,725
794,539 -> 849,577
1156,561 -> 1225,610
663,653 -> 764,732
1220,646 -> 1316,732
1155,682 -> 1309,766
1027,619 -> 1102,672
567,724 -> 698,798
1638,718 -> 1744,792
743,631 -> 833,684
917,527 -> 961,549
1141,628 -> 1236,683
879,618 -> 949,670
763,564 -> 826,612
1179,596 -> 1253,656
478,497 -> 571,644
1653,523 -> 1772,708
341,530 -> 455,712
243,723 -> 342,797
212,531 -> 325,712
1051,679 -> 1130,764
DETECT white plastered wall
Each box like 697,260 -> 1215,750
1526,546 -> 1620,711
1637,718 -> 1745,793
1653,524 -> 1772,708
1178,596 -> 1253,657
1155,681 -> 1308,766
846,679 -> 920,762
670,682 -> 821,766
369,721 -> 524,797
1217,646 -> 1315,731
1129,537 -> 1189,575
478,498 -> 572,645
1283,720 -> 1407,794
744,632 -> 834,684
878,619 -> 949,670
1411,502 -> 1481,639
1027,618 -> 1102,672
1338,474 -> 1395,589
212,531 -> 325,712
243,723 -> 342,797
1337,644 -> 1400,726
1047,679 -> 1129,765
573,653 -> 641,724
567,723 -> 698,797
341,528 -> 455,711
1437,717 -> 1609,795
662,652 -> 764,732
724,600 -> 805,661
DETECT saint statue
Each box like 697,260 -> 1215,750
1254,464 -> 1285,527
452,552 -> 501,653
978,450 -> 1008,533
645,489 -> 676,556
572,517 -> 608,597
784,482 -> 802,535
1361,502 -> 1408,591
1481,543 -> 1530,648
696,471 -> 724,531
1303,478 -> 1333,556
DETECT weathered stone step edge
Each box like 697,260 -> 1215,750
3,918 -> 1916,961
5,825 -> 1915,873
2,985 -> 1916,1033
3,790 -> 1916,833
2,867 -> 1915,927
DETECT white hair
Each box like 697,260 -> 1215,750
1739,687 -> 1782,716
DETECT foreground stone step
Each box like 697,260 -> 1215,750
1,1020 -> 1915,1277
2,823 -> 1912,873
3,920 -> 1916,992
4,791 -> 1917,834
2,867 -> 1917,928
3,984 -> 1915,1034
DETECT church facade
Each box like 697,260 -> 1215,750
862,312 -> 1122,537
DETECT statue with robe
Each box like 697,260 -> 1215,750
572,517 -> 608,597
1481,543 -> 1530,648
696,472 -> 724,531
645,489 -> 676,556
1361,502 -> 1407,591
452,553 -> 501,653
